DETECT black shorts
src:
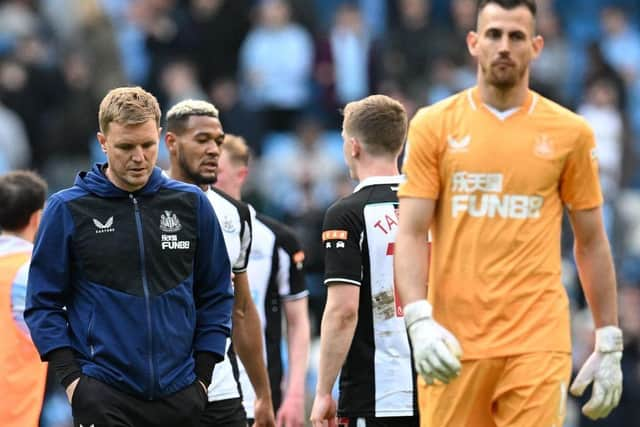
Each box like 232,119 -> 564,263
199,397 -> 247,427
338,416 -> 419,427
72,375 -> 206,427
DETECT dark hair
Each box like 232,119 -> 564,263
477,0 -> 537,16
0,170 -> 47,231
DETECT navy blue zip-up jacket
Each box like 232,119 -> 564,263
25,164 -> 234,399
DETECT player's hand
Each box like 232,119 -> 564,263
404,300 -> 462,385
252,395 -> 276,427
570,326 -> 623,420
276,393 -> 305,427
310,393 -> 337,427
65,376 -> 81,403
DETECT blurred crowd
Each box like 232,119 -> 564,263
0,0 -> 639,426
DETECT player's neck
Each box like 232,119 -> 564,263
355,159 -> 399,182
478,79 -> 529,111
166,166 -> 208,191
214,183 -> 241,201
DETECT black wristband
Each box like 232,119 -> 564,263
46,347 -> 82,388
195,352 -> 217,387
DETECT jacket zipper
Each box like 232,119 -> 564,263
87,309 -> 95,358
131,194 -> 155,400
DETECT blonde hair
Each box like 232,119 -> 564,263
98,86 -> 161,133
222,134 -> 251,167
166,99 -> 219,135
343,94 -> 407,157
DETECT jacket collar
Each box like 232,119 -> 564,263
74,163 -> 166,198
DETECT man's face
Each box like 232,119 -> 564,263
341,128 -> 357,180
468,4 -> 542,90
172,115 -> 225,186
215,149 -> 240,193
98,120 -> 160,192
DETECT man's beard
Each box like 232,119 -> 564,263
178,151 -> 217,186
483,62 -> 525,90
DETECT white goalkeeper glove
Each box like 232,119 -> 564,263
404,300 -> 462,385
569,326 -> 623,420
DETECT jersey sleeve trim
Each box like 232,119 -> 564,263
281,290 -> 310,301
324,278 -> 361,286
564,199 -> 603,211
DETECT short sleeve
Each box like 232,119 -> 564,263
272,221 -> 308,300
322,201 -> 362,286
11,261 -> 31,335
398,109 -> 441,199
560,122 -> 603,210
234,212 -> 252,273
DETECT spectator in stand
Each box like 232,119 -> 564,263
239,0 -> 314,131
316,3 -> 377,127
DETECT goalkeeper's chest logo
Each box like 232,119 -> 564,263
160,210 -> 182,233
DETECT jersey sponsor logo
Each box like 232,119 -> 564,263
161,234 -> 190,250
322,229 -> 348,241
452,171 -> 503,193
447,134 -> 471,152
93,216 -> 115,234
160,210 -> 182,233
533,134 -> 554,159
451,171 -> 544,219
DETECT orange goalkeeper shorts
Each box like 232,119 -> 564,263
418,352 -> 571,427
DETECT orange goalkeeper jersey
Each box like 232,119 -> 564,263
398,87 -> 603,359
0,236 -> 47,427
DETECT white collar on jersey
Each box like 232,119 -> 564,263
483,104 -> 520,121
0,234 -> 33,256
353,175 -> 405,193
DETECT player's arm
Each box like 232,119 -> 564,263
24,196 -> 82,401
311,202 -> 360,427
394,196 -> 461,384
279,297 -> 310,426
315,284 -> 359,392
311,283 -> 358,427
232,271 -> 275,426
568,206 -> 622,420
395,197 -> 434,305
267,219 -> 310,427
569,207 -> 618,327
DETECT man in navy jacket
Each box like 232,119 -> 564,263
25,86 -> 234,427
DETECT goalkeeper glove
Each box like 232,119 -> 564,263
569,326 -> 623,420
404,300 -> 462,385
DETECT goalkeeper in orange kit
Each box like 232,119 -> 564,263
395,1 -> 623,426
